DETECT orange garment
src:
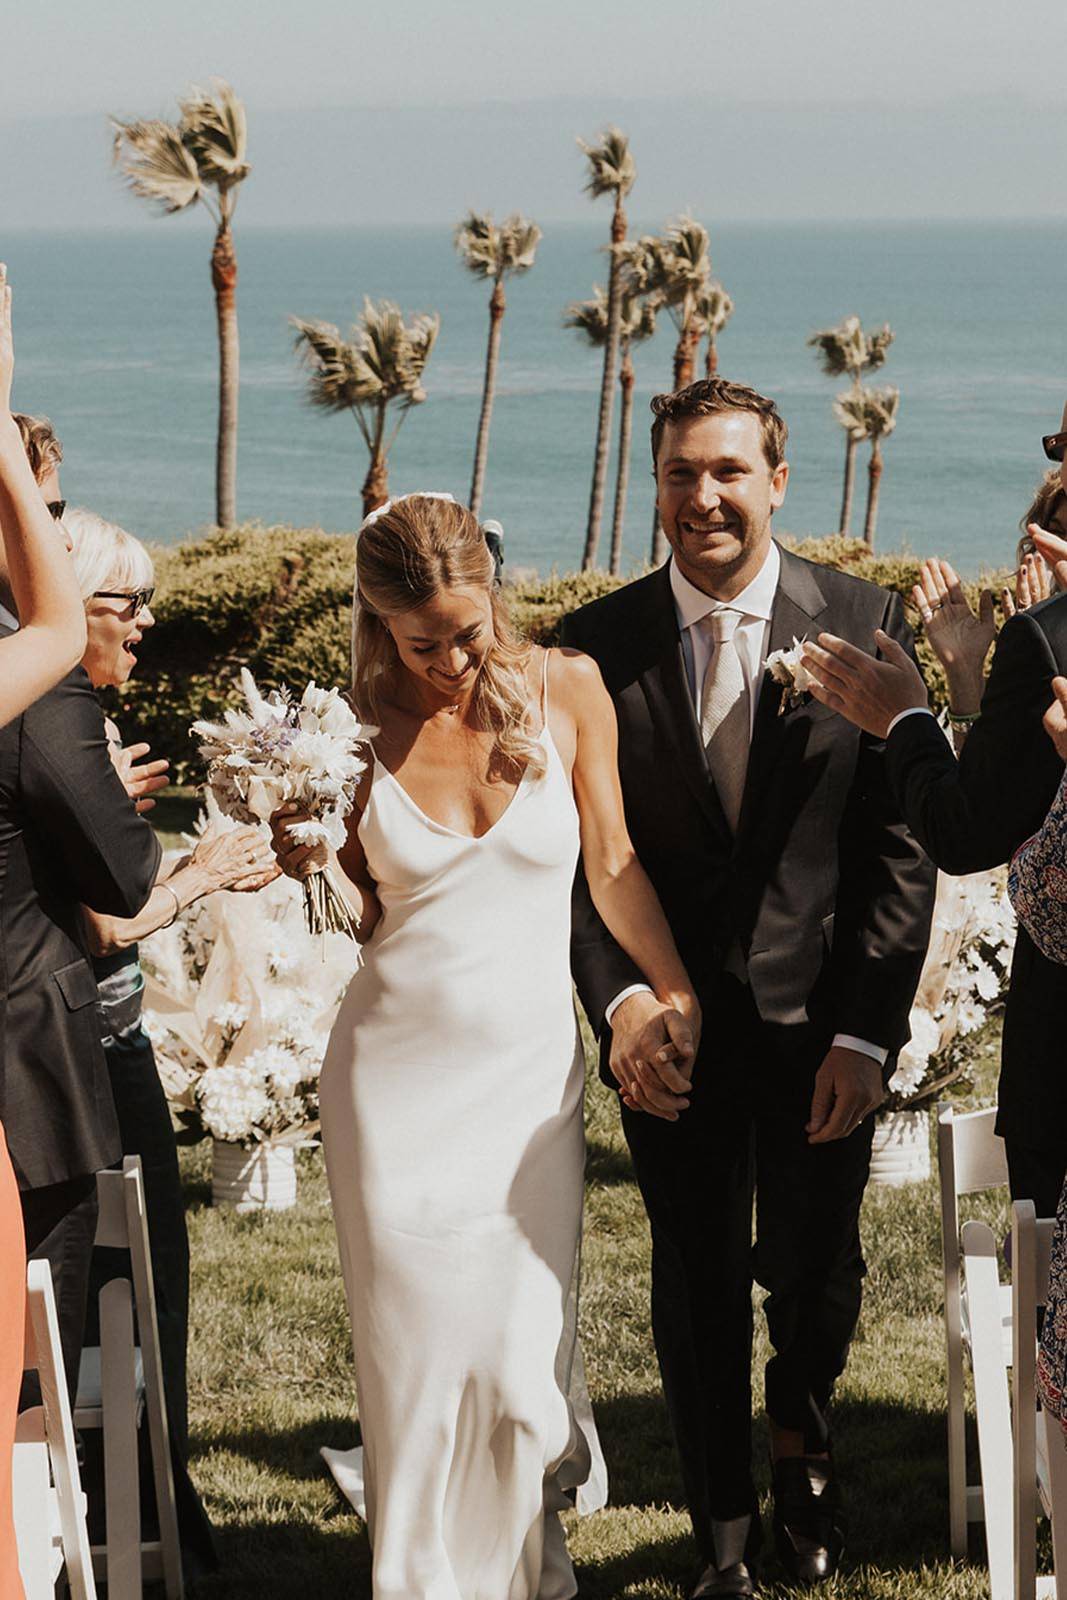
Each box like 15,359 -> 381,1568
0,1125 -> 25,1599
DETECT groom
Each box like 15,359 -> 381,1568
562,378 -> 935,1596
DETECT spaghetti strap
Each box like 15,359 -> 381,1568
540,646 -> 550,723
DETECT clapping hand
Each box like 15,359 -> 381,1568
1044,677 -> 1067,763
1028,522 -> 1067,594
912,558 -> 995,661
802,629 -> 928,738
106,724 -> 170,814
1002,549 -> 1053,618
910,559 -> 994,712
608,990 -> 701,1121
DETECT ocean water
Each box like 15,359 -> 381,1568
4,220 -> 1066,576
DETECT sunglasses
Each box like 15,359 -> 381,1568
93,586 -> 155,618
1043,432 -> 1067,463
47,500 -> 67,521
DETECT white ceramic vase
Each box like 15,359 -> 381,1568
868,1108 -> 932,1187
211,1140 -> 297,1212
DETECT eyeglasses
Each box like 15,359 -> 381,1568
1043,432 -> 1067,463
93,586 -> 155,617
47,500 -> 67,521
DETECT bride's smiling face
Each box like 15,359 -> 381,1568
387,585 -> 495,701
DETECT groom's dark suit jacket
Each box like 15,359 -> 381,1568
0,627 -> 161,1189
561,546 -> 936,1066
886,592 -> 1067,1151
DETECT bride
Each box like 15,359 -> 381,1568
271,494 -> 699,1599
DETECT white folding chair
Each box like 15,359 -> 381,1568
1011,1199 -> 1067,1600
961,1219 -> 1015,1598
75,1156 -> 183,1599
938,1102 -> 1011,1558
15,1259 -> 97,1600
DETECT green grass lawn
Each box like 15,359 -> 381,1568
177,1010 -> 1023,1600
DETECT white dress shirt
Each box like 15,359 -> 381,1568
604,546 -> 887,1068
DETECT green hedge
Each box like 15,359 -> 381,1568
111,523 -> 1008,781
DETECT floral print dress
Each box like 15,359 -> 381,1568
1008,768 -> 1067,1421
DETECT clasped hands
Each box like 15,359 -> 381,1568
609,993 -> 882,1140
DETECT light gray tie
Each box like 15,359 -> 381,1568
700,610 -> 749,832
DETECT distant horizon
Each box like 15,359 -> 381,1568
7,216 -> 1065,235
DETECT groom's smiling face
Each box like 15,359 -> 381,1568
656,410 -> 789,599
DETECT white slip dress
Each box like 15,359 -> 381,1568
320,657 -> 595,1599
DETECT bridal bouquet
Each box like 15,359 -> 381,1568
193,668 -> 375,940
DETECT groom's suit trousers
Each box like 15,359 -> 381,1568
620,975 -> 875,1541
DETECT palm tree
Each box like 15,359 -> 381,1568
112,81 -> 250,529
565,278 -> 658,575
808,315 -> 894,535
291,299 -> 440,519
833,385 -> 900,547
698,282 -> 734,376
454,212 -> 541,519
629,217 -> 712,563
638,216 -> 712,391
577,127 -> 636,570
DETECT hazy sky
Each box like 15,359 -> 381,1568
4,0 -> 1065,224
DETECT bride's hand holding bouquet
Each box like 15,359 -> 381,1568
193,669 -> 376,940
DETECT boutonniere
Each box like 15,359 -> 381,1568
765,636 -> 815,715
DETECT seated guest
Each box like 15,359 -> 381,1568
800,414 -> 1067,1215
63,506 -> 277,1573
0,265 -> 87,1600
0,417 -> 160,1422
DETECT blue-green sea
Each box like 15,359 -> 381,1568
4,221 -> 1066,575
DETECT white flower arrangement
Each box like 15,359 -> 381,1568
765,637 -> 816,714
192,669 -> 376,940
141,820 -> 358,1148
885,867 -> 1016,1111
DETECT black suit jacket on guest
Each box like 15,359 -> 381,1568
0,629 -> 161,1189
886,593 -> 1067,1149
561,546 -> 936,1068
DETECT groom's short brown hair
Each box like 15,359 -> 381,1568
650,378 -> 788,470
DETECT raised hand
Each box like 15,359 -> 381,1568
802,629 -> 928,738
911,558 -> 994,712
1044,677 -> 1067,763
109,738 -> 170,813
0,264 -> 13,416
1002,549 -> 1052,618
1028,522 -> 1067,594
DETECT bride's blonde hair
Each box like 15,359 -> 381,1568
351,496 -> 545,779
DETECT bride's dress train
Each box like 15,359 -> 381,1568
320,667 -> 601,1598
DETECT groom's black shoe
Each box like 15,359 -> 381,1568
772,1456 -> 845,1584
688,1559 -> 758,1598
689,1514 -> 760,1598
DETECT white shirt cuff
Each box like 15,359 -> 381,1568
887,705 -> 936,737
604,983 -> 653,1028
833,1033 -> 888,1067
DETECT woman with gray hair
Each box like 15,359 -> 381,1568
64,506 -> 278,1577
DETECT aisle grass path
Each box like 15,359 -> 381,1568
183,1021 -> 1017,1599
